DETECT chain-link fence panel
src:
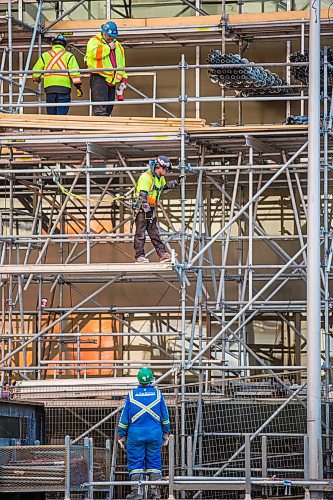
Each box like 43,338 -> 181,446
0,445 -> 66,493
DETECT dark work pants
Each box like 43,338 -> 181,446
134,211 -> 166,259
46,91 -> 71,115
90,74 -> 115,116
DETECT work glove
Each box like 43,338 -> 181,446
118,436 -> 126,449
162,434 -> 170,447
118,82 -> 127,93
166,179 -> 178,189
116,81 -> 127,102
108,41 -> 116,50
141,201 -> 151,214
74,84 -> 83,98
33,77 -> 41,84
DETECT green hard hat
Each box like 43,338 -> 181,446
137,367 -> 154,385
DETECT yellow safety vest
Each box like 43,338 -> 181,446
85,34 -> 127,85
135,170 -> 166,206
32,45 -> 81,89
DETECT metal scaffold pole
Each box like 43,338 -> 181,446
15,0 -> 44,113
180,52 -> 187,486
7,0 -> 12,108
307,0 -> 323,494
3,1 -> 333,496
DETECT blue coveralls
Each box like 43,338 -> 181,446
117,384 -> 170,477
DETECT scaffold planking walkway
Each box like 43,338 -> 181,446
0,120 -> 308,162
44,9 -> 333,46
2,9 -> 333,49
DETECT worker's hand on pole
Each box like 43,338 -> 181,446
162,434 -> 170,447
33,77 -> 41,84
118,436 -> 127,449
74,84 -> 83,98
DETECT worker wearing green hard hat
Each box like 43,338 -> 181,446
118,367 -> 170,500
137,367 -> 154,385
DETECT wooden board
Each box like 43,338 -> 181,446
47,9 -> 330,32
0,0 -> 35,3
0,114 -> 205,124
228,9 -> 320,24
0,114 -> 207,133
46,16 -> 220,31
0,114 -> 307,135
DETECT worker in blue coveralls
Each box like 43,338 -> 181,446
117,367 -> 170,500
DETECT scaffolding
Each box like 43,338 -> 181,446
0,0 -> 332,498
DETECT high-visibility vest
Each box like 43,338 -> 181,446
135,169 -> 166,206
85,34 -> 127,85
32,45 -> 81,89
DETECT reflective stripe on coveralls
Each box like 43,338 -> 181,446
129,389 -> 161,423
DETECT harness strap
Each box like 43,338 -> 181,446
146,171 -> 163,195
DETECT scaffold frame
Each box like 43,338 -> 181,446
0,0 -> 332,499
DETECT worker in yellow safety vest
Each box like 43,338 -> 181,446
133,156 -> 179,264
85,21 -> 127,116
32,35 -> 82,116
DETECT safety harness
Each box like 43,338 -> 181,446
135,170 -> 165,206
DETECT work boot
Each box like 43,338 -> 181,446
159,252 -> 171,263
126,473 -> 143,500
126,490 -> 143,500
135,255 -> 150,263
148,472 -> 162,500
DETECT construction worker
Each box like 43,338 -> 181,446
134,156 -> 178,263
85,21 -> 127,116
118,367 -> 170,500
32,35 -> 82,115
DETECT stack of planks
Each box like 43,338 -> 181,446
0,114 -> 207,133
